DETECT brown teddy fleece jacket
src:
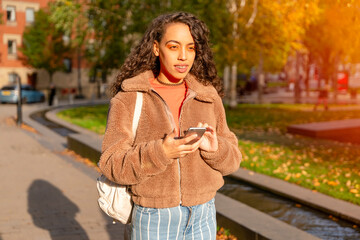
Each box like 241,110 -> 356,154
98,70 -> 242,208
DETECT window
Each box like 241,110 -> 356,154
25,8 -> 35,23
87,10 -> 95,28
22,85 -> 34,91
63,58 -> 72,73
8,40 -> 17,55
8,73 -> 19,84
6,6 -> 16,22
62,34 -> 70,45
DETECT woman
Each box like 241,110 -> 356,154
99,12 -> 241,240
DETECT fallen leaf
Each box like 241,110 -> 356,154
328,181 -> 339,186
284,174 -> 291,181
350,189 -> 358,194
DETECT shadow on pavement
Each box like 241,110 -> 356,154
27,179 -> 89,240
103,217 -> 128,240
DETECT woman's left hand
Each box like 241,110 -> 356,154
197,123 -> 218,152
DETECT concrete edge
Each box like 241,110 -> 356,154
67,133 -> 102,164
215,193 -> 321,240
22,105 -> 67,152
231,169 -> 360,225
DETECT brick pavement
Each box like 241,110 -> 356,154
0,104 -> 125,240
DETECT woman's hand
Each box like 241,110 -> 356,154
162,129 -> 202,159
197,123 -> 218,152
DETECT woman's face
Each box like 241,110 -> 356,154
153,23 -> 196,83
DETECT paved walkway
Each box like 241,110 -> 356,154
0,103 -> 124,240
239,88 -> 360,106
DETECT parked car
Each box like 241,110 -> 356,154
0,84 -> 45,104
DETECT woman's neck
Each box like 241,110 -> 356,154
156,77 -> 184,86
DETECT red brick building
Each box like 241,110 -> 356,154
1,0 -> 50,86
0,0 -> 107,98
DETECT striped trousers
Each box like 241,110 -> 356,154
130,198 -> 216,240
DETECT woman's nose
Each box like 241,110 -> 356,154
178,48 -> 187,61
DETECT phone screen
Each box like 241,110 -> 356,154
184,127 -> 207,145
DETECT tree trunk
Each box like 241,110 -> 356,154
258,51 -> 264,104
229,62 -> 237,108
223,65 -> 230,104
333,57 -> 339,104
294,51 -> 302,103
332,71 -> 338,104
304,54 -> 310,98
77,47 -> 84,98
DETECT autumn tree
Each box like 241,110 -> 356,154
20,9 -> 71,84
226,0 -> 319,104
50,0 -> 91,97
304,0 -> 360,101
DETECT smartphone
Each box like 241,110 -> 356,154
184,127 -> 207,145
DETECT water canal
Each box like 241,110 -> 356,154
220,177 -> 360,240
30,109 -> 76,136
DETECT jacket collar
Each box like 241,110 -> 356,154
121,70 -> 218,103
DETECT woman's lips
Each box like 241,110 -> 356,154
175,65 -> 188,73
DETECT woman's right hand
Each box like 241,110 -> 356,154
162,129 -> 202,159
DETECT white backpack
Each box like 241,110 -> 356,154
97,92 -> 143,224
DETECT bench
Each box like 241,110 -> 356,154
287,119 -> 360,144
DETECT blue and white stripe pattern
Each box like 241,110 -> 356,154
131,198 -> 216,240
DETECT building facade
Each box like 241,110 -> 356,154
0,0 -> 110,99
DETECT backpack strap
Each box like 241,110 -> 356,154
132,92 -> 143,137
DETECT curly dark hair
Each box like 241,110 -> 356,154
110,11 -> 222,97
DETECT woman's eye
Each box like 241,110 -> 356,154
188,46 -> 195,51
168,45 -> 178,50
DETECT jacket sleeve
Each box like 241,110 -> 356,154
98,95 -> 173,185
200,96 -> 242,175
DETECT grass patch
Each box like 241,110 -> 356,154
57,103 -> 360,205
238,131 -> 360,205
226,104 -> 360,133
56,105 -> 108,135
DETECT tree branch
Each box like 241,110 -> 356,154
245,0 -> 258,28
240,0 -> 246,10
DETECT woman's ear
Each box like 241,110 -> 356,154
153,41 -> 159,56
